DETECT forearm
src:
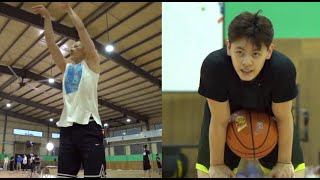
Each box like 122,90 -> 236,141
43,14 -> 56,46
209,117 -> 228,165
42,13 -> 65,72
277,116 -> 293,163
66,8 -> 86,31
65,6 -> 97,57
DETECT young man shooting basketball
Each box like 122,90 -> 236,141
32,3 -> 106,178
196,10 -> 305,178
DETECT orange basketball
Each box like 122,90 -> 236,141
226,109 -> 278,160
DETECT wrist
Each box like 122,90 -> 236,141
210,158 -> 224,166
42,13 -> 50,18
66,8 -> 73,14
277,161 -> 292,164
210,163 -> 225,166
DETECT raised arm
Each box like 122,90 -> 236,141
60,3 -> 100,66
31,5 -> 67,73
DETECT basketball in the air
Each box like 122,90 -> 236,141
226,109 -> 278,160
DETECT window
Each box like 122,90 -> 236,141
52,133 -> 60,139
13,129 -> 43,137
114,146 -> 125,155
130,144 -> 143,155
113,130 -> 126,137
126,127 -> 142,135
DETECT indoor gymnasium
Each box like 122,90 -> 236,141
163,2 -> 320,178
0,2 -> 161,178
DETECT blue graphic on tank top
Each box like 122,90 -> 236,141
65,64 -> 83,94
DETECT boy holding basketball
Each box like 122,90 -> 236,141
196,10 -> 305,178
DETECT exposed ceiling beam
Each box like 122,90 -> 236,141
0,109 -> 57,128
82,2 -> 118,25
113,15 -> 161,44
25,37 -> 69,69
0,65 -> 148,122
107,121 -> 141,129
98,99 -> 147,121
0,2 -> 51,63
119,32 -> 161,54
0,3 -> 77,39
114,120 -> 126,126
0,2 -> 161,88
0,65 -> 62,90
102,116 -> 141,128
0,92 -> 61,114
94,2 -> 154,39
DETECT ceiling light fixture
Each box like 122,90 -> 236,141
48,78 -> 55,83
105,45 -> 114,52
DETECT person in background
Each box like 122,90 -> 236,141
22,154 -> 28,172
34,154 -> 41,174
16,155 -> 22,171
156,154 -> 162,176
9,154 -> 14,173
29,154 -> 36,177
3,154 -> 9,171
143,144 -> 151,178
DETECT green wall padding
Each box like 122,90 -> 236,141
40,155 -> 58,161
0,154 -> 12,159
106,153 -> 162,162
224,2 -> 320,39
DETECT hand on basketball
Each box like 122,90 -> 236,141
209,165 -> 235,178
268,162 -> 294,178
31,5 -> 50,17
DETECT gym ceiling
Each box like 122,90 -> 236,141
0,2 -> 162,129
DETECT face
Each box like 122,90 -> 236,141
70,41 -> 85,63
227,38 -> 274,81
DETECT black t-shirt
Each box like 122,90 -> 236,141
35,157 -> 40,165
143,149 -> 150,162
198,47 -> 298,115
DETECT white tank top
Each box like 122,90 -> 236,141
56,60 -> 102,127
23,156 -> 27,164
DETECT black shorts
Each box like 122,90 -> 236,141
143,161 -> 151,170
57,121 -> 106,178
196,101 -> 305,174
30,163 -> 35,172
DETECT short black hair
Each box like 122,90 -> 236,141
228,10 -> 274,49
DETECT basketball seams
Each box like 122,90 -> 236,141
249,111 -> 256,160
226,110 -> 278,160
254,112 -> 271,149
255,113 -> 272,149
228,137 -> 278,159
